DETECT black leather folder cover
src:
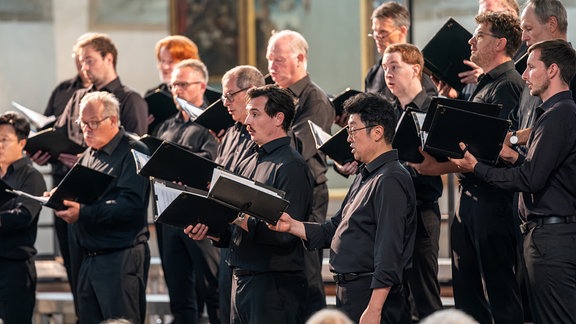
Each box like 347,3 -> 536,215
24,128 -> 85,163
208,170 -> 289,226
152,180 -> 238,237
138,141 -> 220,191
319,127 -> 355,165
48,164 -> 115,210
422,97 -> 502,132
422,17 -> 473,92
193,99 -> 235,133
145,88 -> 178,134
424,105 -> 510,165
138,135 -> 164,154
393,108 -> 426,163
331,88 -> 361,116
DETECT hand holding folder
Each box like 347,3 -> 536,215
24,128 -> 85,163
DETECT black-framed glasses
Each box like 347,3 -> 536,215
221,87 -> 249,103
346,125 -> 374,138
76,116 -> 111,130
472,31 -> 503,40
169,81 -> 202,91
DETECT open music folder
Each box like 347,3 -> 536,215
392,108 -> 428,163
308,120 -> 355,165
24,128 -> 85,163
11,101 -> 56,131
144,87 -> 178,134
8,164 -> 115,210
421,96 -> 502,132
151,178 -> 238,237
424,105 -> 510,165
131,141 -> 221,191
331,88 -> 361,117
193,99 -> 235,133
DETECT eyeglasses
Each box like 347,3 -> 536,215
471,31 -> 503,40
368,28 -> 398,39
169,81 -> 203,91
76,116 -> 111,130
346,125 -> 374,138
221,87 -> 249,103
0,137 -> 18,146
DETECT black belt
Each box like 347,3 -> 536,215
332,272 -> 373,284
520,216 -> 576,234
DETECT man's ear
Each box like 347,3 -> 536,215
274,112 -> 285,127
371,125 -> 385,141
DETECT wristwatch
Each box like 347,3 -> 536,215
510,131 -> 519,146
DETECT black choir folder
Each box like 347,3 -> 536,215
425,105 -> 510,165
153,168 -> 289,233
24,128 -> 85,163
0,179 -> 17,206
132,141 -> 220,191
151,179 -> 238,237
308,121 -> 355,165
392,108 -> 428,163
421,18 -> 473,92
331,88 -> 361,117
421,97 -> 502,132
144,87 -> 178,134
176,98 -> 234,133
8,164 -> 115,210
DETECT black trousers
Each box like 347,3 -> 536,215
451,184 -> 523,324
76,243 -> 150,324
406,202 -> 442,319
336,276 -> 411,324
231,271 -> 307,324
161,224 -> 220,324
524,222 -> 576,324
0,258 -> 36,323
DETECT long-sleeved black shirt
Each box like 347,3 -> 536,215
304,150 -> 416,291
154,111 -> 218,160
393,90 -> 443,203
224,136 -> 314,272
44,75 -> 87,118
55,77 -> 148,145
214,122 -> 254,172
73,128 -> 150,252
475,91 -> 576,221
0,157 -> 46,260
288,74 -> 335,185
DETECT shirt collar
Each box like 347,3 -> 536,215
256,136 -> 291,157
478,60 -> 516,83
90,77 -> 121,93
93,127 -> 125,155
359,150 -> 400,178
539,90 -> 574,113
287,74 -> 311,98
3,156 -> 29,178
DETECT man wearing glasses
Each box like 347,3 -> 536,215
53,91 -> 150,323
271,92 -> 417,324
408,12 -> 525,324
153,58 -> 220,324
364,2 -> 437,100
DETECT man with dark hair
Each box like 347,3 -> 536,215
452,38 -> 576,324
272,92 -> 417,323
0,112 -> 47,323
53,91 -> 150,323
409,11 -> 525,324
382,43 -> 443,320
186,85 -> 314,323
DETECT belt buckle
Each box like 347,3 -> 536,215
333,273 -> 345,284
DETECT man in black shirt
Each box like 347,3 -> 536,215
451,39 -> 576,324
382,43 -> 443,320
273,92 -> 417,324
266,29 -> 331,315
0,112 -> 47,323
364,2 -> 437,100
215,65 -> 264,322
408,12 -> 525,324
186,85 -> 314,323
154,58 -> 220,324
53,91 -> 150,323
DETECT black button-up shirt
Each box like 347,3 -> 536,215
0,157 -> 47,260
215,122 -> 254,172
154,111 -> 218,160
475,91 -> 576,221
55,77 -> 148,145
288,74 -> 335,185
304,150 -> 416,290
74,128 -> 150,251
225,136 -> 314,272
44,75 -> 87,118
